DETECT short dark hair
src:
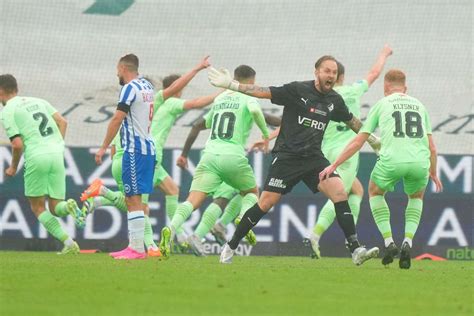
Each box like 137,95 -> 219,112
385,69 -> 406,85
234,65 -> 256,81
119,54 -> 139,72
314,55 -> 337,70
336,60 -> 345,79
162,74 -> 181,89
0,74 -> 18,94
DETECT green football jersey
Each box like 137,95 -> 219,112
0,96 -> 64,159
150,90 -> 185,162
322,80 -> 368,153
112,132 -> 124,161
203,90 -> 267,156
360,92 -> 432,163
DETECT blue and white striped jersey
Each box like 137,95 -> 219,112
118,77 -> 156,155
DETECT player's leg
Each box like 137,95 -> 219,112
348,177 -> 364,224
141,195 -> 160,257
399,162 -> 429,269
212,187 -> 242,245
368,161 -> 400,266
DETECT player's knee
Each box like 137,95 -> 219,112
409,190 -> 425,199
331,190 -> 348,203
368,180 -> 383,197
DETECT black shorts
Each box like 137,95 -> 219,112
263,154 -> 339,195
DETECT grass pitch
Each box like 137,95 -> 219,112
0,251 -> 472,316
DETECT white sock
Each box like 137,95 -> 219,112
403,237 -> 413,248
93,197 -> 103,207
384,237 -> 394,247
128,211 -> 145,253
310,232 -> 320,244
64,237 -> 75,247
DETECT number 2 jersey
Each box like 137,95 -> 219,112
0,96 -> 64,160
360,92 -> 432,164
203,90 -> 268,157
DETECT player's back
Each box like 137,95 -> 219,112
1,96 -> 64,159
371,93 -> 431,164
203,90 -> 256,156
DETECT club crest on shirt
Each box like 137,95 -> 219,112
327,103 -> 334,112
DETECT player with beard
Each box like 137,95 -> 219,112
209,56 -> 381,265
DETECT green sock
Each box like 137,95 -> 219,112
314,199 -> 335,236
144,215 -> 157,249
38,210 -> 69,242
348,194 -> 363,224
370,195 -> 392,238
405,198 -> 423,239
195,203 -> 223,239
219,194 -> 242,226
107,191 -> 128,212
54,201 -> 69,217
239,193 -> 258,219
165,195 -> 184,235
170,201 -> 194,232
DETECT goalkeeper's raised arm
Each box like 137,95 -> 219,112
208,67 -> 272,99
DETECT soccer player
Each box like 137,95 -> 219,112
159,65 -> 270,259
176,113 -> 281,254
209,56 -> 380,265
86,54 -> 156,260
0,74 -> 84,254
308,45 -> 393,258
319,69 -> 443,269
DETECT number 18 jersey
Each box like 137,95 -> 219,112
360,92 -> 432,164
203,90 -> 262,157
0,96 -> 64,160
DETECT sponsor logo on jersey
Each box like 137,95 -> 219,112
268,178 -> 287,189
309,107 -> 327,116
297,115 -> 327,130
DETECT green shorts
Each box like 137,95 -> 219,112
325,147 -> 359,193
24,153 -> 65,199
190,153 -> 256,194
153,164 -> 170,186
111,157 -> 149,204
213,182 -> 239,200
371,160 -> 429,195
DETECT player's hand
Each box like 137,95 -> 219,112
208,67 -> 239,90
262,137 -> 270,154
95,147 -> 106,165
5,166 -> 17,177
430,173 -> 443,193
382,44 -> 393,57
176,155 -> 188,169
319,164 -> 337,181
248,140 -> 265,153
195,55 -> 211,71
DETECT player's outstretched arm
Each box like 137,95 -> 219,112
52,112 -> 68,139
319,133 -> 369,180
183,90 -> 222,110
428,135 -> 443,192
96,111 -> 126,165
176,118 -> 207,169
366,44 -> 393,86
208,67 -> 272,99
5,136 -> 23,177
163,56 -> 211,101
344,116 -> 381,154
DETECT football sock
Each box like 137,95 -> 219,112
144,215 -> 157,249
166,195 -> 185,235
228,203 -> 265,250
384,237 -> 395,247
403,237 -> 413,248
405,198 -> 423,240
195,203 -> 223,239
314,199 -> 335,236
128,211 -> 145,253
38,210 -> 69,243
239,193 -> 259,219
370,195 -> 392,239
53,201 -> 69,217
170,202 -> 194,233
218,194 -> 242,226
334,200 -> 360,252
348,194 -> 362,224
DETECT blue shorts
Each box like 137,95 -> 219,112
122,151 -> 155,197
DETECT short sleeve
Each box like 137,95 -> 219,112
269,82 -> 299,106
424,110 -> 432,135
204,108 -> 215,129
167,97 -> 185,115
44,101 -> 58,115
330,96 -> 353,122
118,84 -> 137,106
360,103 -> 380,134
153,90 -> 165,112
0,107 -> 20,139
351,80 -> 369,97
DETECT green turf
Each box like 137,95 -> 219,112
0,252 -> 472,316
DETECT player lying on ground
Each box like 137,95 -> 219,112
0,74 -> 85,254
209,55 -> 381,265
158,65 -> 270,259
176,112 -> 282,255
319,69 -> 443,269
